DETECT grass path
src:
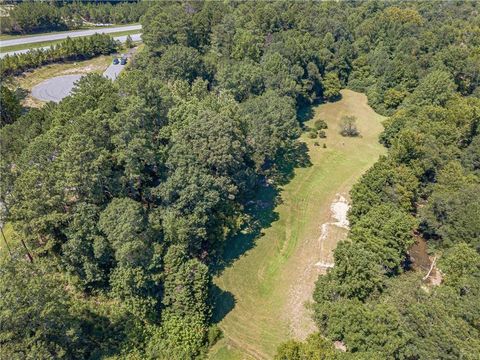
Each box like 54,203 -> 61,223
209,90 -> 385,360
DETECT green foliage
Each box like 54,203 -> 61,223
438,243 -> 480,287
2,1 -> 148,34
142,3 -> 193,51
350,204 -> 416,273
0,260 -> 96,358
240,90 -> 300,172
6,2 -> 66,34
322,72 -> 342,101
146,311 -> 207,360
403,70 -> 457,107
0,84 -> 22,127
0,33 -> 118,78
275,333 -> 338,360
125,35 -> 134,49
314,119 -> 328,130
339,116 -> 359,137
156,45 -> 203,82
2,1 -> 480,359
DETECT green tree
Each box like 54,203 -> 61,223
125,34 -> 134,49
339,116 -> 359,137
404,70 -> 457,107
0,85 -> 22,127
0,260 -> 88,358
323,72 -> 342,101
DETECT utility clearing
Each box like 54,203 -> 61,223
209,90 -> 386,360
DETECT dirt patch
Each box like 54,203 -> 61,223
61,64 -> 103,74
409,235 -> 443,286
285,194 -> 350,340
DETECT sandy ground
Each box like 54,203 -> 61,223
284,194 -> 350,340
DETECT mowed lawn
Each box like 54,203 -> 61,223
209,90 -> 386,360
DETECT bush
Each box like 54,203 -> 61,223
340,115 -> 360,137
323,143 -> 327,148
318,130 -> 326,138
308,130 -> 318,139
314,119 -> 328,130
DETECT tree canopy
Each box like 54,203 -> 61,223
1,1 -> 479,359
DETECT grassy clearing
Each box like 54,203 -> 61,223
0,29 -> 141,53
209,90 -> 386,360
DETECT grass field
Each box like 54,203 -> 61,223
209,90 -> 386,360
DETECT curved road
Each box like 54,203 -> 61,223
31,47 -> 137,102
0,24 -> 141,47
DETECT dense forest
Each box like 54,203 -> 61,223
1,0 -> 147,34
0,1 -> 479,359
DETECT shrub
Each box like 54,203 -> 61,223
308,130 -> 318,139
314,119 -> 328,130
340,115 -> 360,137
318,130 -> 326,138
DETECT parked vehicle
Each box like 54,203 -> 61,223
112,57 -> 119,65
120,57 -> 127,65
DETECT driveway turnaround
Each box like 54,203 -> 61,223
31,74 -> 83,103
30,47 -> 137,102
0,24 -> 141,48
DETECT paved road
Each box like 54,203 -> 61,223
0,33 -> 141,58
31,47 -> 137,102
0,24 -> 141,47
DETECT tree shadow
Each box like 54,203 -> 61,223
210,106 -> 313,321
272,141 -> 312,186
297,103 -> 315,128
212,183 -> 280,276
210,284 -> 236,324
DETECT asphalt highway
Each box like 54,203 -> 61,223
0,24 -> 141,47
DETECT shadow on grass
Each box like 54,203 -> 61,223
212,183 -> 280,276
210,107 -> 313,322
210,284 -> 236,324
